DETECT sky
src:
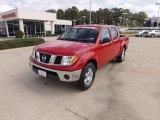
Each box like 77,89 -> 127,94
0,0 -> 160,17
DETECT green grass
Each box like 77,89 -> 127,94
0,38 -> 45,50
120,31 -> 136,34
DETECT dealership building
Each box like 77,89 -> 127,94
0,8 -> 72,37
144,17 -> 160,27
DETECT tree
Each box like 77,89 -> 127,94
110,8 -> 124,25
64,8 -> 72,20
137,11 -> 147,26
96,8 -> 104,24
46,9 -> 56,13
57,9 -> 65,19
102,8 -> 110,24
45,6 -> 148,27
131,12 -> 147,26
64,6 -> 79,20
80,9 -> 90,24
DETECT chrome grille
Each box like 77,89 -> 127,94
35,51 -> 62,65
39,53 -> 51,63
54,56 -> 62,64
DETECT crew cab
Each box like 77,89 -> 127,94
29,25 -> 129,90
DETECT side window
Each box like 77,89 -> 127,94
101,28 -> 111,43
111,27 -> 118,40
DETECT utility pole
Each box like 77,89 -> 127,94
89,0 -> 92,24
122,13 -> 127,27
156,3 -> 160,27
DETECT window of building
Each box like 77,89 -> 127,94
0,22 -> 7,37
7,20 -> 19,36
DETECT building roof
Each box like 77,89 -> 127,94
0,8 -> 57,21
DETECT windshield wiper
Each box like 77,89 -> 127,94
58,38 -> 78,42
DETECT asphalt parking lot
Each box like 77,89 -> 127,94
0,37 -> 160,120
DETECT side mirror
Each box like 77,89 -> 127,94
101,38 -> 111,44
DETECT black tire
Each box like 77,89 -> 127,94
141,34 -> 144,37
151,34 -> 155,38
78,62 -> 96,91
116,47 -> 126,63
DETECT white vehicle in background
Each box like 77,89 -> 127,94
119,27 -> 128,33
143,30 -> 160,38
135,30 -> 148,37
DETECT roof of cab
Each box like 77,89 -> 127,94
74,24 -> 116,28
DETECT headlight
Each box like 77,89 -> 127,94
32,49 -> 35,58
61,56 -> 78,66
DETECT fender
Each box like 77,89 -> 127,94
75,51 -> 99,70
117,38 -> 129,56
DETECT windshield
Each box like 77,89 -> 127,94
58,27 -> 99,43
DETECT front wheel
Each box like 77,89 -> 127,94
116,48 -> 126,63
78,62 -> 96,91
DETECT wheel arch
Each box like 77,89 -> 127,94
86,59 -> 98,70
123,44 -> 127,50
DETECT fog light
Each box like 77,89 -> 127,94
64,74 -> 70,80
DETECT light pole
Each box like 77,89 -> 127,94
89,0 -> 92,24
101,20 -> 105,24
82,16 -> 86,24
122,13 -> 127,27
73,20 -> 77,26
119,17 -> 123,26
113,21 -> 115,25
126,19 -> 128,27
156,3 -> 160,27
133,20 -> 136,27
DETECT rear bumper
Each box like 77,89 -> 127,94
29,61 -> 82,82
135,34 -> 141,36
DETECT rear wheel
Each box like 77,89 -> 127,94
116,47 -> 126,63
78,62 -> 96,91
151,34 -> 155,38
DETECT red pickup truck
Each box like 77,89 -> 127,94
30,25 -> 129,90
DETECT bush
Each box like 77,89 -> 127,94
46,31 -> 51,36
0,38 -> 45,50
15,30 -> 24,38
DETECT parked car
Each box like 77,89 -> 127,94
119,27 -> 128,33
143,30 -> 160,38
29,25 -> 129,90
135,30 -> 147,37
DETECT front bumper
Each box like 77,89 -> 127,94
143,34 -> 151,37
29,61 -> 82,82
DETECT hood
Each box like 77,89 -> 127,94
36,40 -> 96,56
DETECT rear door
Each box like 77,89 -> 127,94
110,27 -> 121,57
97,27 -> 114,66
